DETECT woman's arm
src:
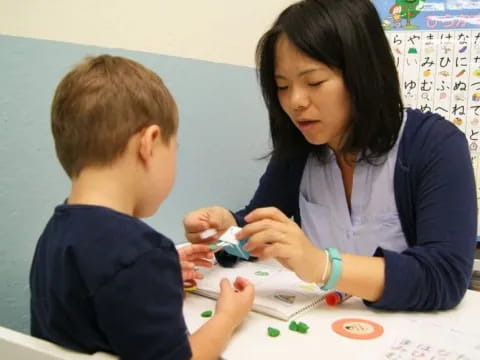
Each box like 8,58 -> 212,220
239,129 -> 476,309
371,128 -> 477,310
238,207 -> 386,302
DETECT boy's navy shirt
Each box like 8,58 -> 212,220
30,204 -> 192,360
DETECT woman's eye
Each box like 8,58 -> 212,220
308,81 -> 324,87
276,85 -> 288,90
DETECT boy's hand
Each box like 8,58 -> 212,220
177,244 -> 213,282
183,206 -> 236,244
215,277 -> 255,329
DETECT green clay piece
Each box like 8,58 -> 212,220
201,310 -> 213,318
297,322 -> 309,334
208,244 -> 218,250
255,271 -> 269,276
289,321 -> 298,331
267,327 -> 280,337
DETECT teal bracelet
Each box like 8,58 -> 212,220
321,248 -> 342,291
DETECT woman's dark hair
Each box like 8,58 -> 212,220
256,0 -> 403,162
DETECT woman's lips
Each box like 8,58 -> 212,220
297,120 -> 319,130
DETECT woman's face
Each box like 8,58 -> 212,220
274,34 -> 351,152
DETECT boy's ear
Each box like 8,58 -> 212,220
138,125 -> 161,166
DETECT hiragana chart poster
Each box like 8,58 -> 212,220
373,1 -> 480,235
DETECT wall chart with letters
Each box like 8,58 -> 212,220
374,0 -> 480,236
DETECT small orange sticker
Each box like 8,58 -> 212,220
331,318 -> 383,340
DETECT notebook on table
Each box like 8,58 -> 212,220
193,259 -> 328,321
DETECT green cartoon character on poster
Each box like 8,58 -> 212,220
383,0 -> 424,30
397,0 -> 424,29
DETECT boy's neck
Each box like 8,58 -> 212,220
68,165 -> 139,217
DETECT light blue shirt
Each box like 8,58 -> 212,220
299,118 -> 408,256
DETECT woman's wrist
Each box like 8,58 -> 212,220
303,247 -> 330,284
315,248 -> 331,285
319,248 -> 331,284
320,248 -> 343,291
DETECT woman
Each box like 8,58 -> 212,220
184,0 -> 476,310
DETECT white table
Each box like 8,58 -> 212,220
184,290 -> 480,359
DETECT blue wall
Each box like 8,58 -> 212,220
0,34 -> 270,333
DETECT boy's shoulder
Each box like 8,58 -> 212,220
47,203 -> 175,248
37,204 -> 178,295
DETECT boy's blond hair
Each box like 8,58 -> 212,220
51,55 -> 178,178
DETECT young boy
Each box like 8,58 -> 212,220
29,55 -> 255,360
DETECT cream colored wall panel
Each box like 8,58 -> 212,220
0,0 -> 296,67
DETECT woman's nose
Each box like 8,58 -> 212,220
290,87 -> 309,111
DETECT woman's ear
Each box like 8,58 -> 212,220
138,125 -> 161,167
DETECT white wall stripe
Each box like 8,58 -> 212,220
0,0 -> 297,67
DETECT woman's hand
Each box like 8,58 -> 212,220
183,206 -> 237,244
238,207 -> 325,283
177,244 -> 214,282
